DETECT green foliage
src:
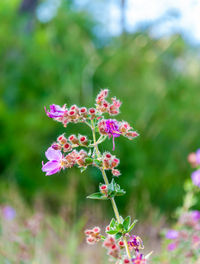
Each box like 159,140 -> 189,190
1,0 -> 200,217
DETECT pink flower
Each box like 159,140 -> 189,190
45,104 -> 66,119
42,147 -> 64,176
166,230 -> 179,239
167,242 -> 177,251
132,254 -> 146,264
191,170 -> 200,187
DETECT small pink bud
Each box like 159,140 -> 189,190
79,107 -> 87,116
69,110 -> 75,117
76,156 -> 85,167
112,169 -> 121,177
68,135 -> 79,145
100,185 -> 108,195
57,135 -> 67,145
93,227 -> 100,233
105,153 -> 112,159
89,108 -> 96,115
118,241 -> 124,247
124,259 -> 130,264
63,143 -> 72,152
106,225 -> 110,231
111,158 -> 119,168
51,143 -> 61,150
86,236 -> 95,245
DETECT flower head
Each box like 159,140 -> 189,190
2,206 -> 16,221
45,104 -> 66,119
166,230 -> 179,240
132,254 -> 146,264
42,147 -> 64,176
128,235 -> 144,253
191,170 -> 200,187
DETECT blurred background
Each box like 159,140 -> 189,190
0,0 -> 200,263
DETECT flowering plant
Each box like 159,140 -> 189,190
42,89 -> 151,263
155,149 -> 200,263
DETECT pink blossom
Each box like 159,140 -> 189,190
191,170 -> 200,187
45,104 -> 66,118
42,147 -> 64,176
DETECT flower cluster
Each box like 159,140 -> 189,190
98,119 -> 138,150
96,89 -> 121,115
84,220 -> 149,264
165,210 -> 200,257
188,149 -> 200,187
42,90 -> 148,263
85,226 -> 102,245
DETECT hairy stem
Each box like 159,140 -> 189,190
91,120 -> 131,260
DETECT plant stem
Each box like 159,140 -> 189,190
91,120 -> 131,260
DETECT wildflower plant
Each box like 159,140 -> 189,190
155,149 -> 200,264
42,89 -> 151,263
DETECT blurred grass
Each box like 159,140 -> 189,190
0,0 -> 200,220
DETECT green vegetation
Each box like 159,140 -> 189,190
1,0 -> 200,220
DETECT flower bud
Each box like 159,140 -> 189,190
68,135 -> 79,145
79,135 -> 88,146
86,236 -> 95,245
89,108 -> 96,115
103,158 -> 110,169
68,110 -> 76,119
51,143 -> 62,150
76,156 -> 85,167
93,227 -> 101,234
111,158 -> 119,168
124,259 -> 130,264
100,185 -> 108,195
63,143 -> 72,152
118,241 -> 124,248
106,225 -> 110,232
57,135 -> 67,145
79,107 -> 88,117
112,169 -> 121,177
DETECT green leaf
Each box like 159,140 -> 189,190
94,159 -> 102,167
109,218 -> 116,229
85,157 -> 93,164
80,167 -> 87,173
115,232 -> 122,240
116,190 -> 126,196
127,219 -> 138,232
86,192 -> 108,200
123,216 -> 131,230
106,230 -> 118,235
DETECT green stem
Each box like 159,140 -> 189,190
91,120 -> 131,260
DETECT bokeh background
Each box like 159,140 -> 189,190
0,0 -> 200,263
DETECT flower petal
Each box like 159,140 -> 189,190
45,147 -> 62,161
45,167 -> 61,176
42,160 -> 60,172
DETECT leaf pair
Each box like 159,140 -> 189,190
106,217 -> 138,240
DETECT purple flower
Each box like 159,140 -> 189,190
2,206 -> 16,221
45,104 -> 66,118
191,170 -> 200,187
167,242 -> 177,251
191,210 -> 200,222
166,230 -> 179,239
42,147 -> 64,176
196,149 -> 200,164
128,235 -> 143,253
105,119 -> 121,150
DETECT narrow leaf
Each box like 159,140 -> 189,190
127,219 -> 138,232
106,230 -> 118,235
123,216 -> 131,230
115,232 -> 122,240
87,192 -> 108,200
109,218 -> 116,229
